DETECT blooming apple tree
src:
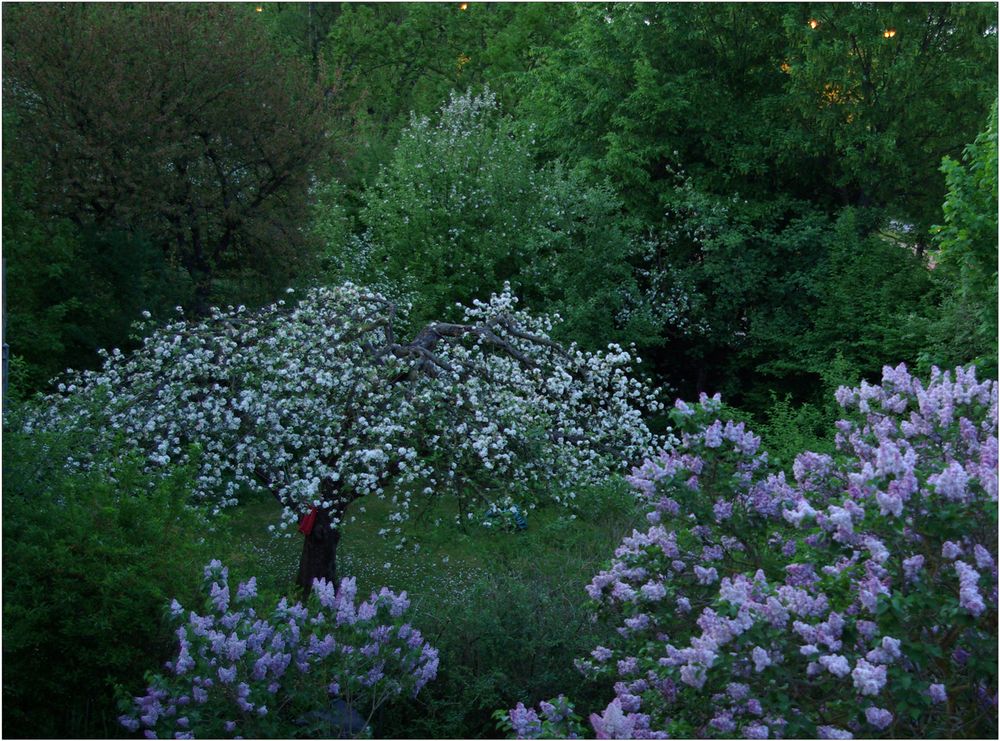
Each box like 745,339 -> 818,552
22,283 -> 665,592
506,364 -> 997,739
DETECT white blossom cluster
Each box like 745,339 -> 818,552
620,247 -> 710,337
23,283 -> 667,535
616,178 -> 725,339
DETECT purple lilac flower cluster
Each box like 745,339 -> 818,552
508,365 -> 997,739
120,561 -> 437,739
499,695 -> 586,739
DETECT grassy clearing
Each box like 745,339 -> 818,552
211,480 -> 644,737
219,481 -> 643,608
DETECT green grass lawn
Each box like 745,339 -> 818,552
209,480 -> 645,737
218,481 -> 643,610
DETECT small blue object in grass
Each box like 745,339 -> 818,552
485,503 -> 528,531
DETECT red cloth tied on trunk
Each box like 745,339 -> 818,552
298,505 -> 319,536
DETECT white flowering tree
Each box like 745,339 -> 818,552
332,87 -> 666,353
24,283 -> 664,593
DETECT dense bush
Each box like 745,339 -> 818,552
635,190 -> 932,409
1,144 -> 194,393
506,364 -> 997,738
120,561 -> 438,739
2,423 -> 213,738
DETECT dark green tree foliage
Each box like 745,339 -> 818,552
254,2 -> 345,80
319,2 -> 574,188
522,3 -> 850,219
645,194 -> 830,400
780,3 -> 998,230
521,2 -> 996,223
635,188 -> 931,405
3,145 -> 193,391
513,2 -> 995,404
2,426 -> 212,738
804,211 -> 932,378
520,3 -> 790,219
923,104 -> 999,374
3,3 -> 333,313
709,205 -> 932,405
2,156 -> 89,392
533,166 -> 664,351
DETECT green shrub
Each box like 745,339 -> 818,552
373,482 -> 642,738
2,423 -> 213,738
757,393 -> 834,470
375,565 -> 615,738
923,104 -> 999,377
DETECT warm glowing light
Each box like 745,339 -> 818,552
883,28 -> 897,38
780,61 -> 792,73
255,5 -> 263,11
459,2 -> 469,10
808,19 -> 820,30
822,83 -> 845,104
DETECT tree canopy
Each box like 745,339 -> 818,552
4,2 -> 995,406
24,283 -> 664,590
3,3 -> 334,311
519,2 -> 997,223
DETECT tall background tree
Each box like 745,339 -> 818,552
922,103 -> 999,376
315,1 -> 574,192
3,3 -> 336,389
513,1 -> 996,406
519,2 -> 996,222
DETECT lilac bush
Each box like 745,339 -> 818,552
120,561 -> 438,738
507,365 -> 997,738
